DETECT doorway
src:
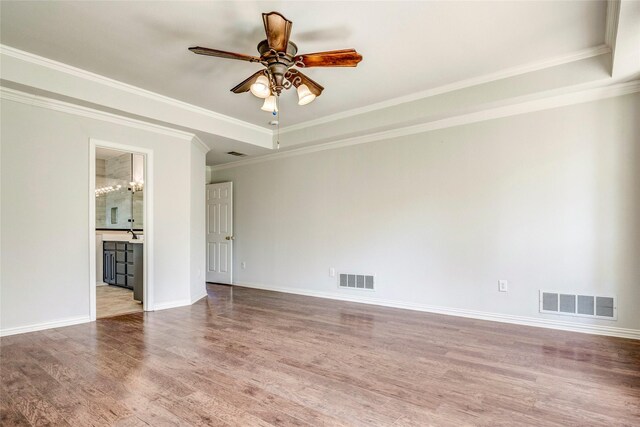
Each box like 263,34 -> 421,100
206,182 -> 233,284
89,139 -> 154,320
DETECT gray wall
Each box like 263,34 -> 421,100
212,93 -> 640,331
1,98 -> 205,332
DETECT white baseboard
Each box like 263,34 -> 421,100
190,291 -> 208,304
0,315 -> 91,337
234,282 -> 640,340
153,299 -> 192,311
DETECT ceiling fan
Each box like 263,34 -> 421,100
188,11 -> 362,113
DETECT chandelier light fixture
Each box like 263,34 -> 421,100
95,184 -> 123,197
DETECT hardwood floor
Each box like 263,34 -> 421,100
96,285 -> 142,319
1,284 -> 639,426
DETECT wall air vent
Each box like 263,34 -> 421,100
339,273 -> 375,291
226,151 -> 247,157
539,291 -> 616,320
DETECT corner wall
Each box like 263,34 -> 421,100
190,143 -> 206,303
212,93 -> 640,337
0,97 -> 205,334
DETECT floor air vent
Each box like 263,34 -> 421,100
339,274 -> 374,290
539,291 -> 616,320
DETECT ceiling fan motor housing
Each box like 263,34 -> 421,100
257,40 -> 298,94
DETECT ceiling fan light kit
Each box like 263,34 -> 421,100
250,74 -> 271,98
296,84 -> 316,106
261,95 -> 278,113
189,11 -> 362,114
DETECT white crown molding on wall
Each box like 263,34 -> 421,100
278,44 -> 612,135
0,86 -> 204,148
191,135 -> 210,153
0,44 -> 269,137
0,43 -> 613,147
235,282 -> 640,340
211,80 -> 640,171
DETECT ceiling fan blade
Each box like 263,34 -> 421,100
189,46 -> 260,63
288,70 -> 324,96
262,11 -> 292,52
230,70 -> 266,94
295,49 -> 363,67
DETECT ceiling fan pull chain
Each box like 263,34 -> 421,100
276,97 -> 281,150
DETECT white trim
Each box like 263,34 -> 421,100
279,44 -> 612,135
0,44 -> 270,136
89,143 -> 97,320
1,86 -> 209,155
1,86 -> 195,141
154,299 -> 192,311
191,291 -> 208,304
605,0 -> 621,51
89,139 -> 155,318
212,80 -> 640,171
191,135 -> 210,154
0,316 -> 91,337
234,282 -> 640,340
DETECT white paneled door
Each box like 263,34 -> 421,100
206,182 -> 233,284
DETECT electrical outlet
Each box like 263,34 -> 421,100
329,267 -> 336,277
498,280 -> 508,292
241,262 -> 246,269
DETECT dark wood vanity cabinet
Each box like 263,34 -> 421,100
103,241 -> 143,302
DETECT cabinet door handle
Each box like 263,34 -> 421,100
225,236 -> 234,240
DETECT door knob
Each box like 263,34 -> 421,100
225,236 -> 234,240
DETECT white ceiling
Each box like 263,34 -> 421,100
0,1 -> 607,130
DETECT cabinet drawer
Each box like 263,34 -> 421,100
104,241 -> 116,250
116,242 -> 127,251
116,263 -> 127,275
116,274 -> 127,285
116,251 -> 126,262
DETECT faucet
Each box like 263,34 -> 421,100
127,229 -> 138,240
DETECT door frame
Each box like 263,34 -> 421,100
89,138 -> 155,320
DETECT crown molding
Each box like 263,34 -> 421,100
278,44 -> 612,135
0,44 -> 271,137
211,80 -> 640,171
191,135 -> 210,153
0,42 -> 614,146
0,86 -> 201,143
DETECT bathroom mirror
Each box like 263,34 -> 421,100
95,149 -> 144,230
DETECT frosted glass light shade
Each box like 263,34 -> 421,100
297,84 -> 316,105
261,95 -> 278,113
250,75 -> 270,98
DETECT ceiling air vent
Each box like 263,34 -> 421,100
539,291 -> 616,320
226,151 -> 247,157
339,273 -> 374,291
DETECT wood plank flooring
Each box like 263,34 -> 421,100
1,284 -> 639,426
96,285 -> 142,319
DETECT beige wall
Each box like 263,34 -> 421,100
212,93 -> 640,332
